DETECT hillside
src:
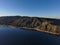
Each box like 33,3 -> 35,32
0,16 -> 60,35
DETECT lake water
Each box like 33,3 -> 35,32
0,25 -> 60,45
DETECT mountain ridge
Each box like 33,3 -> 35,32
0,16 -> 60,35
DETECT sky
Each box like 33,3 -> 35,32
0,0 -> 60,18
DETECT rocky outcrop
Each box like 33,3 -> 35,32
36,21 -> 59,34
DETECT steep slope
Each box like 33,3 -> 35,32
0,16 -> 60,35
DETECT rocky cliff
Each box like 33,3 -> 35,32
0,16 -> 60,35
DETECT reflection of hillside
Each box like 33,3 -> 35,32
0,16 -> 60,35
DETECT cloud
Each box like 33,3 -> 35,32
0,13 -> 9,16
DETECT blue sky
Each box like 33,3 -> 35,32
0,0 -> 60,18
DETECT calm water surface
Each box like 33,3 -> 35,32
0,26 -> 60,45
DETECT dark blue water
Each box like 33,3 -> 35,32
0,26 -> 60,45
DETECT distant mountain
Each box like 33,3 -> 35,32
0,16 -> 60,35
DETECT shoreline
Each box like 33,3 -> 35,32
20,27 -> 59,35
0,25 -> 59,36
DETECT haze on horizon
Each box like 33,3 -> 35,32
0,0 -> 60,18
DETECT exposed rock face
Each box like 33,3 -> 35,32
36,21 -> 58,33
0,16 -> 60,35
